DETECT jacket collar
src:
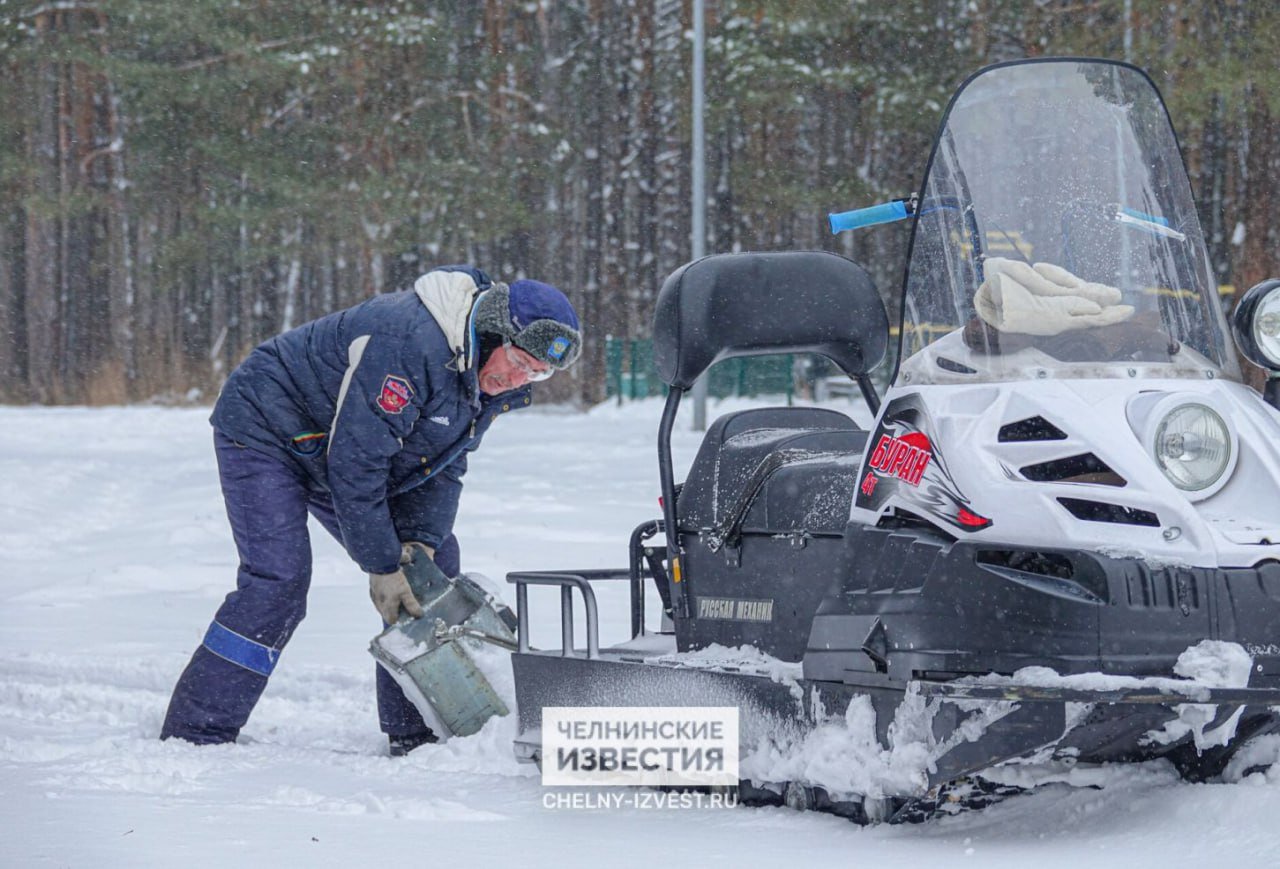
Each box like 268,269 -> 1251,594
413,271 -> 485,372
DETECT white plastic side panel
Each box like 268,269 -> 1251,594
851,377 -> 1280,568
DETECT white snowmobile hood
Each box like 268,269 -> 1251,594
413,271 -> 484,372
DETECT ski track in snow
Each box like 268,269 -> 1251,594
2,402 -> 1280,867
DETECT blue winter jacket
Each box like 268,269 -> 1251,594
210,266 -> 532,575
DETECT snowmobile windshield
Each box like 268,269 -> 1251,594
896,59 -> 1240,386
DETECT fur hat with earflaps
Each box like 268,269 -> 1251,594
473,279 -> 582,369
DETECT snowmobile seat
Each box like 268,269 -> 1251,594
678,407 -> 867,539
674,406 -> 869,660
736,429 -> 866,536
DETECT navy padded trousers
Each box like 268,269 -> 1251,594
160,431 -> 456,744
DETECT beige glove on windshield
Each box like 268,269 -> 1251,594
974,257 -> 1134,335
369,543 -> 435,624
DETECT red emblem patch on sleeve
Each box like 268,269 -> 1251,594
377,374 -> 414,414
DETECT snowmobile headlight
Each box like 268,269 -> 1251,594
1232,278 -> 1280,370
1152,403 -> 1232,494
1128,393 -> 1238,500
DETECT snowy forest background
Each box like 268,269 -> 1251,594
2,0 -> 1279,406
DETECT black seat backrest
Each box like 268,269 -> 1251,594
652,251 -> 888,389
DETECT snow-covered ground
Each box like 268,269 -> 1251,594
3,398 -> 1280,867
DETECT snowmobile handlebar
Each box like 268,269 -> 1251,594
829,197 -> 916,234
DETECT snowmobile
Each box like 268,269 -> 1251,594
505,58 -> 1280,822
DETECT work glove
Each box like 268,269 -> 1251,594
974,257 -> 1134,335
369,565 -> 425,624
370,542 -> 445,623
401,541 -> 435,565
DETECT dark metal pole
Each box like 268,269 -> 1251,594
690,0 -> 708,431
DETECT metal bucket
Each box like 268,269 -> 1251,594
369,561 -> 517,741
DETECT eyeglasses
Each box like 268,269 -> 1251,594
503,340 -> 554,382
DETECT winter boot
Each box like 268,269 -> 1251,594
388,729 -> 439,757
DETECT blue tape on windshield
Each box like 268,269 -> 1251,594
1118,207 -> 1169,226
829,200 -> 910,234
202,621 -> 280,676
1115,206 -> 1185,241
